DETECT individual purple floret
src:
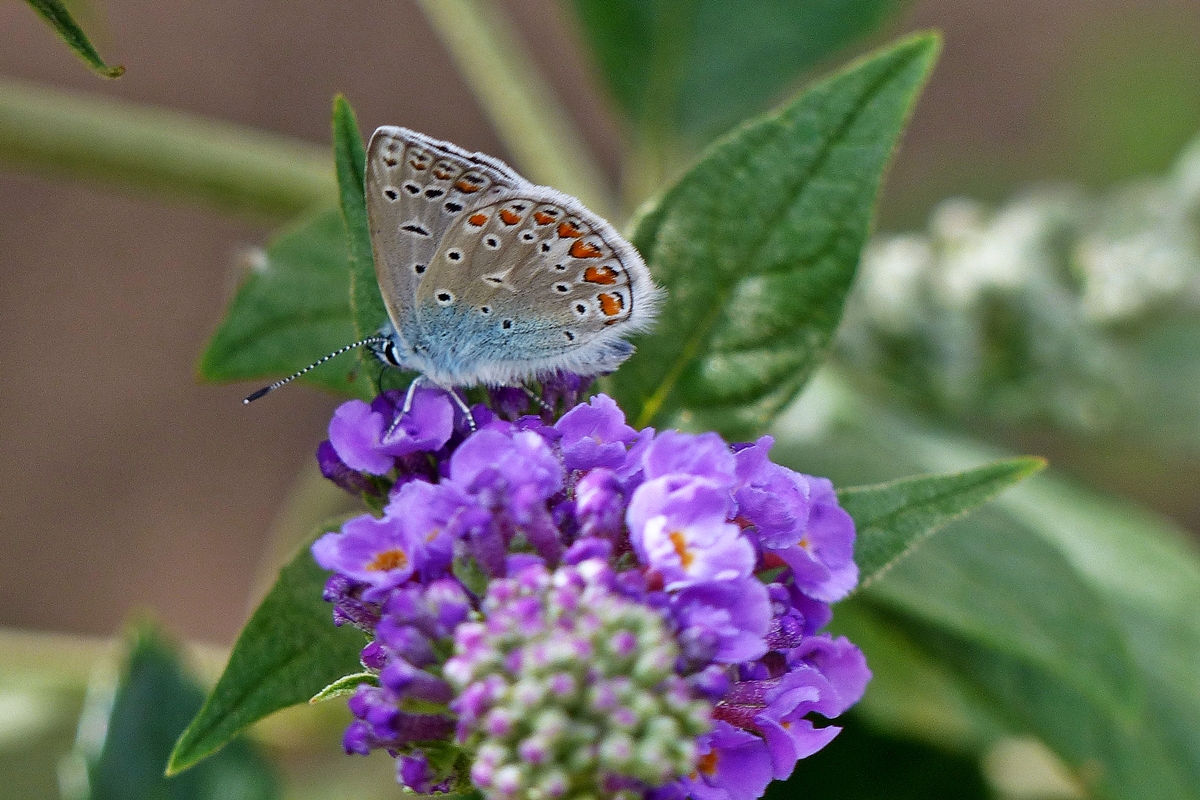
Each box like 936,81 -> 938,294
311,385 -> 870,800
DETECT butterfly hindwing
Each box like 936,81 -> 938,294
412,187 -> 659,385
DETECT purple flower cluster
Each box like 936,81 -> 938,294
313,385 -> 870,800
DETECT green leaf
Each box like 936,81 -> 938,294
332,95 -> 389,341
572,0 -> 902,143
197,209 -> 375,399
74,621 -> 277,800
773,380 -> 1200,798
840,457 -> 1046,589
167,544 -> 366,774
310,671 -> 377,703
866,506 -> 1141,722
612,34 -> 939,439
22,0 -> 124,78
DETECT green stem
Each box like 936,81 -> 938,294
0,77 -> 336,219
415,0 -> 616,220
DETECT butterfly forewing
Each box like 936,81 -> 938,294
365,127 -> 524,345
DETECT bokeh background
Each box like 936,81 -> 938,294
2,0 -> 1198,651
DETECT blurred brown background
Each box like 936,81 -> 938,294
3,0 -> 1199,644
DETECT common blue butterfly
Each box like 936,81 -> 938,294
246,127 -> 660,407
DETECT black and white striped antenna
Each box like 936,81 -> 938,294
243,336 -> 387,404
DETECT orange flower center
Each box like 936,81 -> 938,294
366,548 -> 408,572
669,530 -> 694,569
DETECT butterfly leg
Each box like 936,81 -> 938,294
446,388 -> 478,433
384,376 -> 425,441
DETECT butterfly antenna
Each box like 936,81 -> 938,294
243,336 -> 387,404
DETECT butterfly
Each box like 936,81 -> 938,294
246,127 -> 660,409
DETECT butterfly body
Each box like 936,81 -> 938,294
365,126 -> 659,388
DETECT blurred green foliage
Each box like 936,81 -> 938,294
66,622 -> 277,800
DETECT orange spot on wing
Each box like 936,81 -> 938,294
583,265 -> 618,284
455,178 -> 482,193
433,169 -> 452,180
409,159 -> 427,170
533,211 -> 557,225
499,209 -> 522,225
570,240 -> 604,259
557,221 -> 583,238
598,292 -> 624,317
366,548 -> 408,572
468,213 -> 489,227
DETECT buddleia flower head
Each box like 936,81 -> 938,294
313,381 -> 870,800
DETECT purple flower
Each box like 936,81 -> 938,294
313,514 -> 421,599
555,394 -> 638,471
787,634 -> 872,717
753,666 -> 846,779
769,477 -> 858,603
680,722 -> 774,800
316,439 -> 378,496
574,468 -> 626,540
398,751 -> 452,793
642,431 -> 739,489
321,573 -> 381,630
627,476 -> 754,589
328,389 -> 454,475
732,436 -> 811,548
380,479 -> 464,579
448,428 -> 563,499
671,578 -> 772,665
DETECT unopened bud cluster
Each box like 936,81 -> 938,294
445,559 -> 712,799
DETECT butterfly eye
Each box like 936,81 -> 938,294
382,341 -> 404,366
